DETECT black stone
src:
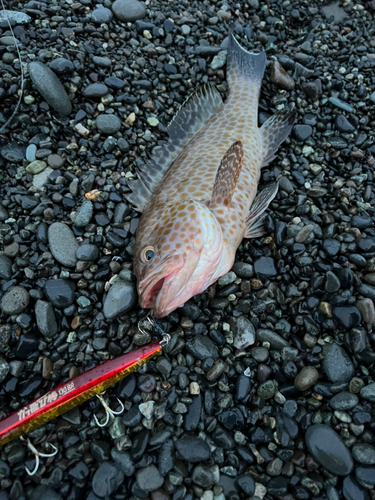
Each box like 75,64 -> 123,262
44,279 -> 75,308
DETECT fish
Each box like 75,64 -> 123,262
125,33 -> 295,318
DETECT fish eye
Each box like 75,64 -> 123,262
141,246 -> 155,262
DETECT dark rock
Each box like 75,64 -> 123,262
305,424 -> 354,476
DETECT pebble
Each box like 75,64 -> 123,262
91,6 -> 113,24
29,61 -> 72,116
0,255 -> 12,279
294,366 -> 318,391
256,328 -> 289,349
322,342 -> 354,383
44,279 -> 75,308
356,299 -> 375,324
49,58 -> 74,75
112,0 -> 146,22
137,465 -> 164,492
1,142 -> 26,162
293,124 -> 312,141
74,200 -> 94,227
0,286 -> 29,315
270,60 -> 295,90
0,356 -> 10,384
175,436 -> 211,462
254,256 -> 277,277
92,462 -> 124,497
330,392 -> 359,411
329,96 -> 354,113
343,476 -> 370,500
96,114 -> 121,134
26,144 -> 37,162
35,300 -> 58,337
352,443 -> 375,465
210,51 -> 227,70
48,222 -> 79,267
82,83 -> 109,99
29,485 -> 62,500
305,424 -> 354,476
233,316 -> 255,349
332,306 -> 361,329
26,160 -> 47,174
360,383 -> 375,402
76,244 -> 99,261
103,278 -> 137,319
186,335 -> 218,360
0,9 -> 31,24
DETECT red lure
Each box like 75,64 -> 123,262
0,342 -> 162,446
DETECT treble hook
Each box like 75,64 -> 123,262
138,311 -> 155,335
20,436 -> 58,476
94,391 -> 125,427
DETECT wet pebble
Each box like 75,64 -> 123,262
103,279 -> 137,319
322,342 -> 354,383
294,366 -> 318,391
92,462 -> 124,497
29,61 -> 72,116
305,424 -> 354,476
1,286 -> 29,315
137,465 -> 164,492
175,435 -> 211,463
48,222 -> 78,267
254,256 -> 277,277
96,114 -> 122,134
112,0 -> 146,22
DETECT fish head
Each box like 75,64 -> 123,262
134,200 -> 224,317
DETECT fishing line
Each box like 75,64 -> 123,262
0,0 -> 24,134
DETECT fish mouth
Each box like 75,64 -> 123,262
138,256 -> 184,314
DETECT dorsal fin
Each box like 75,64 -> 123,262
125,83 -> 223,212
209,141 -> 244,212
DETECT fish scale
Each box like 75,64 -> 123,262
126,32 -> 296,318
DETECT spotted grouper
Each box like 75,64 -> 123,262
126,33 -> 295,318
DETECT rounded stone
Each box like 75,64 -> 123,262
1,286 -> 30,315
294,366 -> 318,391
29,61 -> 72,116
35,300 -> 58,338
44,279 -> 75,308
76,244 -> 99,261
103,279 -> 137,319
136,465 -> 164,492
112,0 -> 146,22
26,160 -> 47,174
48,222 -> 79,267
49,58 -> 75,74
91,6 -> 113,24
305,424 -> 354,476
175,435 -> 211,463
96,114 -> 121,134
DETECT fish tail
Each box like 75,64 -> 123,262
227,32 -> 267,93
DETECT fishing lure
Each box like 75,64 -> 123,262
0,337 -> 165,454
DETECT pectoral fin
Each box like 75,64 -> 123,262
209,141 -> 244,212
244,183 -> 279,238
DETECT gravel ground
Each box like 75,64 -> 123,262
1,0 -> 375,499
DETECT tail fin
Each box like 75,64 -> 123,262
226,33 -> 267,88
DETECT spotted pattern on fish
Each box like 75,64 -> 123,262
128,33 -> 296,318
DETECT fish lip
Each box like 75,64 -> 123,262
138,256 -> 184,310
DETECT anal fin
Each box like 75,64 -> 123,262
261,110 -> 296,167
244,183 -> 279,238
